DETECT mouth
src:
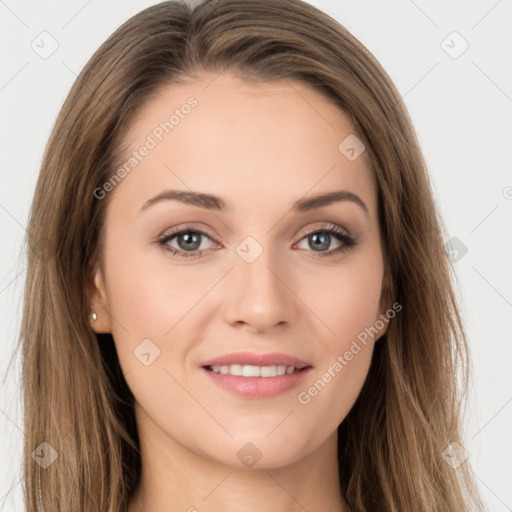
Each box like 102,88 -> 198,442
203,364 -> 310,377
200,364 -> 313,399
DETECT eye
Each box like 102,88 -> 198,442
294,224 -> 357,257
154,226 -> 217,258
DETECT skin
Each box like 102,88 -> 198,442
89,72 -> 391,512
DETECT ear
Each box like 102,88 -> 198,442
88,265 -> 112,333
374,272 -> 393,342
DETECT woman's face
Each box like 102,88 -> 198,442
91,72 -> 390,469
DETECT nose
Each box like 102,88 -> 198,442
222,245 -> 297,333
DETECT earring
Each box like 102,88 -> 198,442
91,312 -> 98,321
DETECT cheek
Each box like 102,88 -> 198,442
105,245 -> 210,341
298,255 -> 384,351
293,253 -> 383,423
103,249 -> 207,418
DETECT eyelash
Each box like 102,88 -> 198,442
153,223 -> 358,259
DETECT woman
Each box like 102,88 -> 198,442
20,0 -> 484,510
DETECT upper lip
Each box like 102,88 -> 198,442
200,352 -> 312,369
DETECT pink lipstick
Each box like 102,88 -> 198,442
200,351 -> 313,399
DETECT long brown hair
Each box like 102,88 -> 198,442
19,0 -> 483,510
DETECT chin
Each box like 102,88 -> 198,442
200,435 -> 311,471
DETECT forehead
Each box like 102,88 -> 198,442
112,72 -> 377,218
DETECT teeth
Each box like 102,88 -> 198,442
209,364 -> 299,377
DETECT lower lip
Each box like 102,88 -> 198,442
200,366 -> 312,399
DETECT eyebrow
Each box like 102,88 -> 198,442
140,189 -> 368,216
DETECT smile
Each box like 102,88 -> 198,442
207,364 -> 300,377
201,365 -> 312,399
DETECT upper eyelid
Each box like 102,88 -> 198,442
159,225 -> 217,243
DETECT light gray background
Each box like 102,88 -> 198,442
1,0 -> 511,510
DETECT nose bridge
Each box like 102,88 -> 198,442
223,235 -> 294,330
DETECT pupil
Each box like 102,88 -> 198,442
178,232 -> 201,250
310,233 -> 329,251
